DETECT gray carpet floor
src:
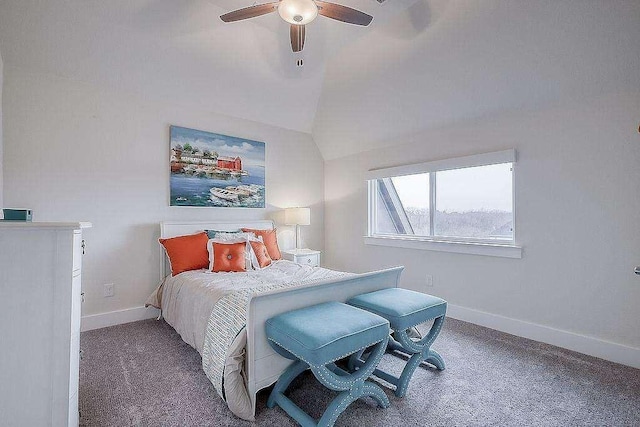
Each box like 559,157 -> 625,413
79,318 -> 640,426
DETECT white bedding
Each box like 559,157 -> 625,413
153,260 -> 352,420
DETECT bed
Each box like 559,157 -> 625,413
151,220 -> 403,420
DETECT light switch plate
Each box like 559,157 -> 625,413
103,283 -> 115,297
425,274 -> 433,287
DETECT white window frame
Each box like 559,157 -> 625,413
366,149 -> 522,259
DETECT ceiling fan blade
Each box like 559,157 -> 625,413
315,1 -> 373,26
290,24 -> 306,52
220,3 -> 279,23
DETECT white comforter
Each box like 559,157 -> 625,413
155,260 -> 351,420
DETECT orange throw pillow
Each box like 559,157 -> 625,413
212,242 -> 247,273
242,228 -> 282,260
250,240 -> 272,268
159,232 -> 209,276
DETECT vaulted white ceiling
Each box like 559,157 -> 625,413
313,0 -> 640,159
1,1 -> 639,160
0,0 -> 417,134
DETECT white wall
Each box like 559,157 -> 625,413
324,91 -> 640,352
3,66 -> 324,317
319,0 -> 640,365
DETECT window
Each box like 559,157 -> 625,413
367,150 -> 521,258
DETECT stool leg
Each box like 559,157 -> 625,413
422,315 -> 445,354
317,381 -> 390,427
420,315 -> 445,370
356,316 -> 445,398
362,381 -> 391,408
318,390 -> 357,427
425,349 -> 445,370
268,339 -> 389,427
347,348 -> 365,372
267,359 -> 309,409
393,316 -> 445,396
312,338 -> 388,392
312,338 -> 390,427
394,316 -> 445,367
388,336 -> 445,370
395,352 -> 423,398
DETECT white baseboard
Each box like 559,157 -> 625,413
81,306 -> 160,332
447,304 -> 640,369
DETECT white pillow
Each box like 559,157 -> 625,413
247,235 -> 266,270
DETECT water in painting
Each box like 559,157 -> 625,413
170,126 -> 266,208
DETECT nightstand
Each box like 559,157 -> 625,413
282,249 -> 321,267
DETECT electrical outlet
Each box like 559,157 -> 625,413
103,283 -> 115,297
425,274 -> 434,288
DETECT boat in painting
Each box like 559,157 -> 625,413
210,187 -> 239,202
235,184 -> 261,195
225,186 -> 252,198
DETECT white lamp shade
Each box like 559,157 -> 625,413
285,207 -> 311,226
278,0 -> 318,25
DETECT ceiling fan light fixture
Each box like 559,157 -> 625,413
278,0 -> 318,25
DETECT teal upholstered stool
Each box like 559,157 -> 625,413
266,302 -> 391,427
347,288 -> 446,398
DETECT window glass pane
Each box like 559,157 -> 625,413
373,173 -> 430,236
434,163 -> 513,239
374,180 -> 400,234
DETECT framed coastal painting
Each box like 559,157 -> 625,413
170,126 -> 266,208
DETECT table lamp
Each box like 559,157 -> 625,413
284,207 -> 311,250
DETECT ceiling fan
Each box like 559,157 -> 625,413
220,0 -> 373,53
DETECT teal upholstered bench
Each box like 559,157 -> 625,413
266,301 -> 391,427
348,288 -> 447,397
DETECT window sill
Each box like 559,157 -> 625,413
364,236 -> 522,259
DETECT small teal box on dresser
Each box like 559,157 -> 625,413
2,209 -> 33,221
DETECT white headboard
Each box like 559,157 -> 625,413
159,220 -> 275,278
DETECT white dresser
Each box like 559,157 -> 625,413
0,222 -> 91,427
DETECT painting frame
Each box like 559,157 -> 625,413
169,125 -> 266,208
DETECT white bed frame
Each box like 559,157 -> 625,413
160,220 -> 404,416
